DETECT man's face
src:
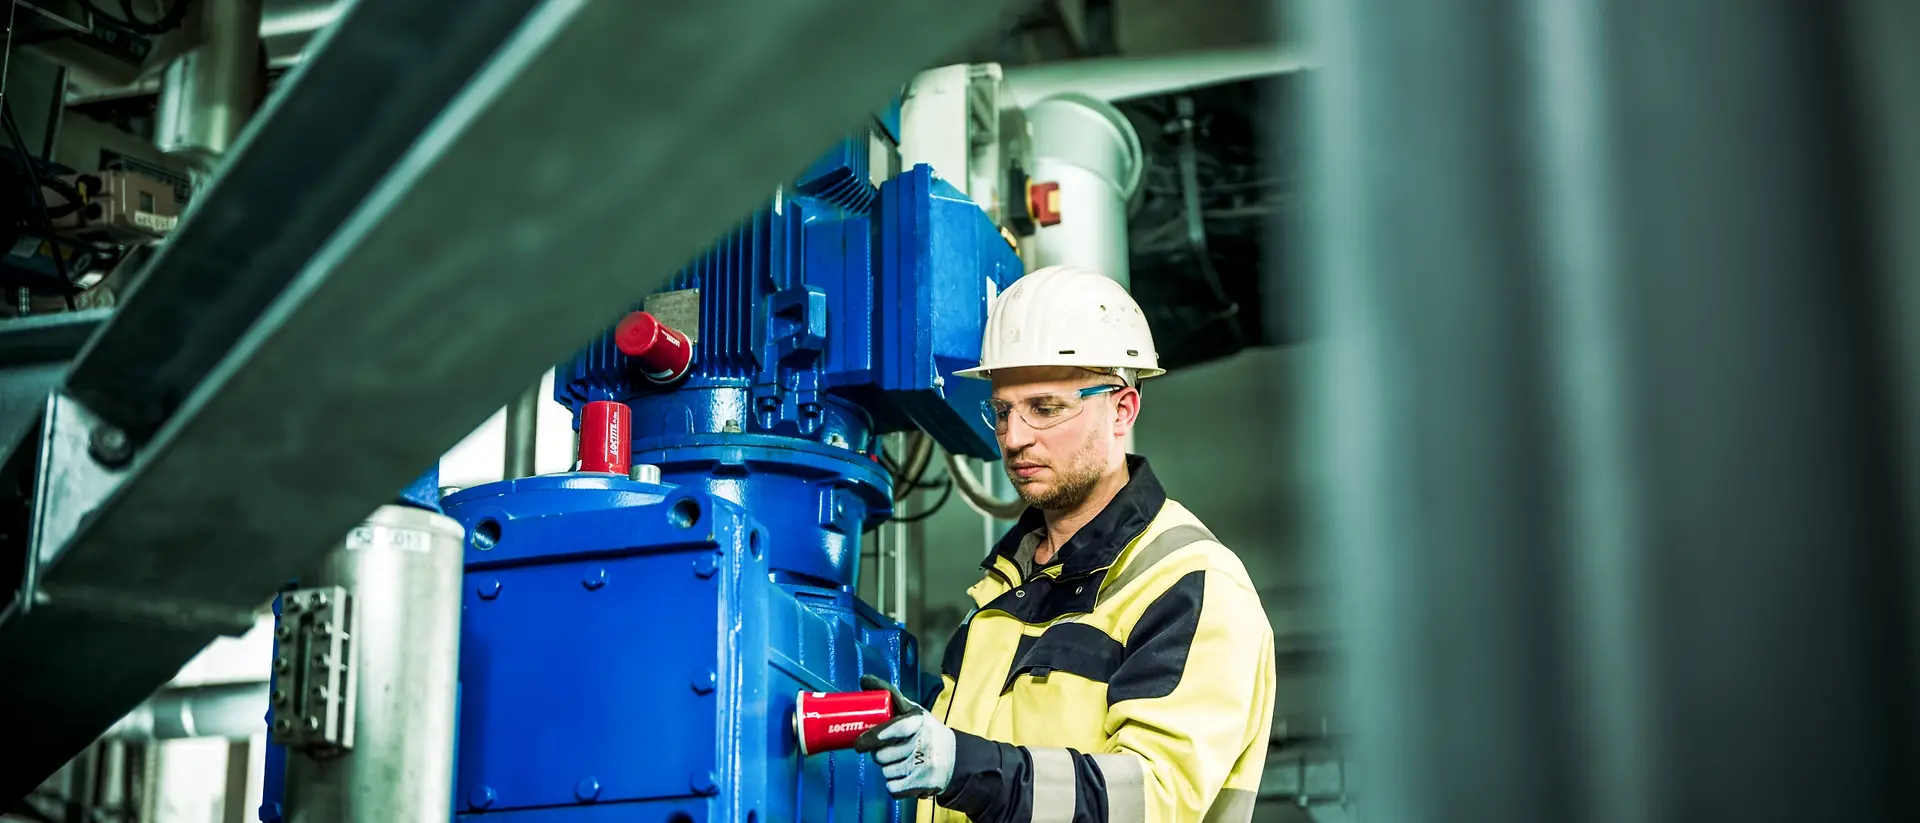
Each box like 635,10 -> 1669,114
988,366 -> 1138,511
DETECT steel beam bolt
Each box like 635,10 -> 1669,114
87,424 -> 132,468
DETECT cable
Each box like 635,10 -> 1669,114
889,473 -> 954,524
1,100 -> 80,296
897,432 -> 935,495
1172,95 -> 1246,347
878,431 -> 937,502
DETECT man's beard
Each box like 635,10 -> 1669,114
1008,427 -> 1107,511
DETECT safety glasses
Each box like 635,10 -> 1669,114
980,384 -> 1125,434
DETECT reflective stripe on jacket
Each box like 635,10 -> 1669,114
920,456 -> 1277,823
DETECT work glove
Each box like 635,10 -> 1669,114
852,674 -> 956,800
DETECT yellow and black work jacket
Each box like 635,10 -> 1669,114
921,457 -> 1276,823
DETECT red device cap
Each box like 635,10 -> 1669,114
579,401 -> 632,476
614,311 -> 693,383
793,690 -> 895,756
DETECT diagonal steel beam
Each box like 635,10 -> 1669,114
0,0 -> 1019,799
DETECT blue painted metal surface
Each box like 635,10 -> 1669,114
796,138 -> 877,216
555,160 -> 1022,464
398,465 -> 445,512
874,166 -> 1025,456
259,592 -> 288,823
443,126 -> 1014,822
445,475 -> 920,821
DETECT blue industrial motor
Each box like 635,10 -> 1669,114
442,115 -> 1023,822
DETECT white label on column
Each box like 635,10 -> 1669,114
346,525 -> 433,553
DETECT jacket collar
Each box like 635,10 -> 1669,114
982,455 -> 1167,579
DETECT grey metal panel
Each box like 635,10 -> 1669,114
0,0 -> 1020,801
1305,1 -> 1918,822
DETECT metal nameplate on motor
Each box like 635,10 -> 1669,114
271,586 -> 358,756
644,288 -> 701,343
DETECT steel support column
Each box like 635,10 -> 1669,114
1304,1 -> 1919,821
0,0 -> 1018,799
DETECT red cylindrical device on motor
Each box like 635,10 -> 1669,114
793,690 -> 894,755
578,400 -> 632,476
614,311 -> 693,383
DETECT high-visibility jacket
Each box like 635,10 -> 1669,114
920,457 -> 1276,823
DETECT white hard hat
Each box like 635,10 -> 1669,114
956,265 -> 1164,380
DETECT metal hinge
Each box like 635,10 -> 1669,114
269,586 -> 358,757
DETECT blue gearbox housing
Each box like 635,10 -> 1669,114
445,116 -> 1024,822
445,476 -> 919,821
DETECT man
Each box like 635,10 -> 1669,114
854,265 -> 1278,823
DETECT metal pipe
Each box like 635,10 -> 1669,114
280,505 -> 463,823
104,681 -> 268,741
157,0 -> 266,170
1023,93 -> 1141,288
949,451 -> 1026,521
64,0 -> 342,105
1002,45 -> 1311,109
502,382 -> 540,479
260,0 -> 344,67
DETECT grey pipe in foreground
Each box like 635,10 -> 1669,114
1304,0 -> 1919,821
1003,45 -> 1310,109
106,681 -> 268,741
503,381 -> 541,480
1023,94 -> 1142,288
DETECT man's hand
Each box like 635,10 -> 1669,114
852,674 -> 956,800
